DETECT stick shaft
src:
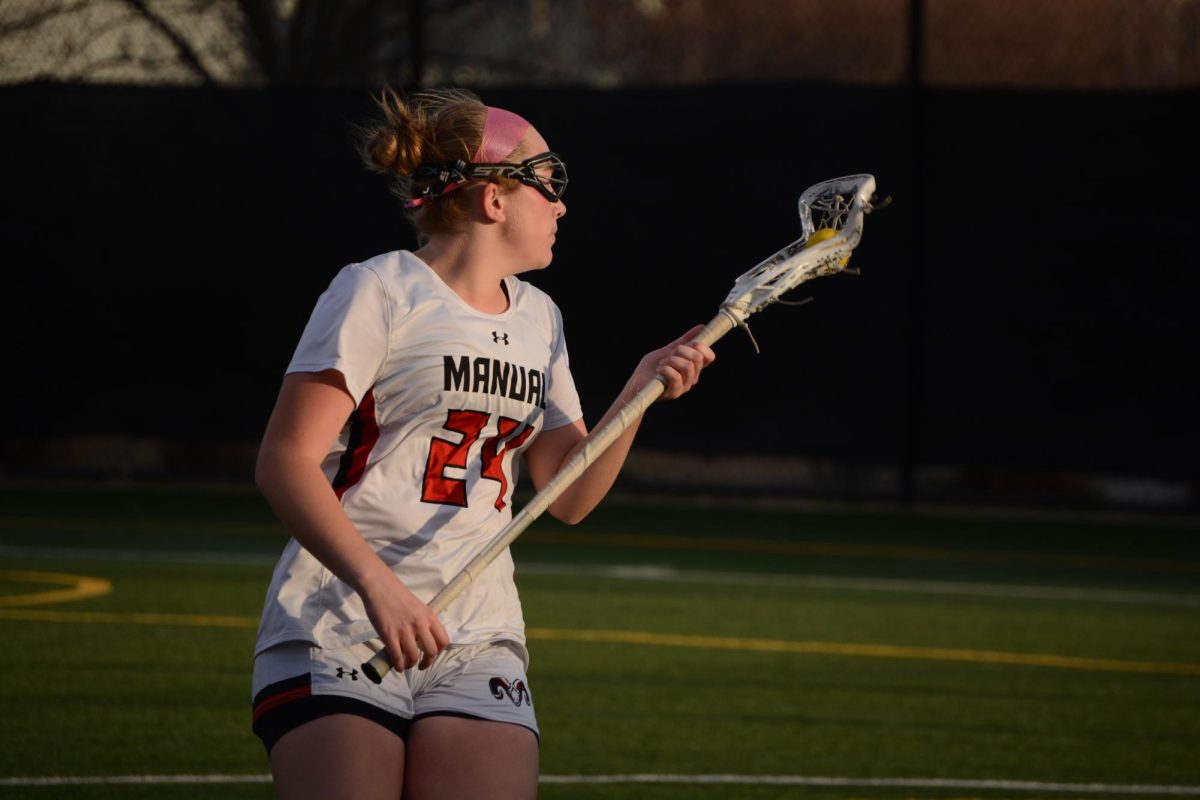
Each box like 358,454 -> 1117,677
361,310 -> 738,683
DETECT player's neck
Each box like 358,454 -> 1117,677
413,240 -> 510,314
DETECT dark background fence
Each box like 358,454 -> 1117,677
2,0 -> 1198,513
2,81 -> 1196,512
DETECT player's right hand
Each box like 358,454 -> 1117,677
360,574 -> 450,671
631,324 -> 716,401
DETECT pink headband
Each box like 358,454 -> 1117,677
474,106 -> 530,163
406,106 -> 531,209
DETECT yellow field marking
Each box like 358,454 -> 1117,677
0,570 -> 113,607
526,627 -> 1200,675
0,605 -> 1193,674
0,608 -> 258,627
0,514 -> 282,536
522,531 -> 1200,574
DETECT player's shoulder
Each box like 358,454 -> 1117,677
343,250 -> 411,283
509,276 -> 564,318
324,251 -> 394,288
314,252 -> 420,324
333,250 -> 429,297
508,275 -> 560,311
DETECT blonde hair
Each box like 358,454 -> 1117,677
358,87 -> 525,237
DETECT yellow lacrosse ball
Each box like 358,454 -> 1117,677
806,227 -> 850,267
806,227 -> 838,246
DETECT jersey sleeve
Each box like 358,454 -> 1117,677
286,263 -> 390,405
542,302 -> 583,430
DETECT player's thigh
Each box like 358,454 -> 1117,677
270,713 -> 405,800
404,715 -> 538,800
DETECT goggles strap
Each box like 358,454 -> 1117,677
407,107 -> 530,208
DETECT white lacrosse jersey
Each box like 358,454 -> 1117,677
255,250 -> 583,656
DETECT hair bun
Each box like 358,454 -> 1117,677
360,88 -> 426,176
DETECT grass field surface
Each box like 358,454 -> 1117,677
1,482 -> 1197,799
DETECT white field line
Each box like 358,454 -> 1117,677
2,545 -> 1199,608
542,775 -> 1200,794
2,774 -> 1199,794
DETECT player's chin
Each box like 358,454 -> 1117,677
531,249 -> 556,270
518,257 -> 553,275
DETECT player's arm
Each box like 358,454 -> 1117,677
524,326 -> 714,524
255,370 -> 449,670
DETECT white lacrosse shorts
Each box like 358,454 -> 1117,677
251,638 -> 538,754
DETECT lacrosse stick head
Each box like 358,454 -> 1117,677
721,174 -> 878,323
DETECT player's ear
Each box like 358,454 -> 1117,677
479,182 -> 506,223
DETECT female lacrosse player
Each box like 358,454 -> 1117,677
250,87 -> 714,800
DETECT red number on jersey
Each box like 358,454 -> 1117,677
480,416 -> 535,510
422,409 -> 490,507
422,409 -> 535,510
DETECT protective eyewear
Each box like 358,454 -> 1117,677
411,152 -> 568,205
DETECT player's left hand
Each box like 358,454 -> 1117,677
632,324 -> 716,401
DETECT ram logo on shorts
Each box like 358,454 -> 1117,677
489,677 -> 531,706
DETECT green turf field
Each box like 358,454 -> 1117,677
1,482 -> 1198,799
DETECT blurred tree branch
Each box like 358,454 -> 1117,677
0,0 -> 427,87
236,0 -> 415,86
124,0 -> 217,86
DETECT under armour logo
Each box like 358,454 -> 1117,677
336,667 -> 358,681
492,331 -> 509,345
489,677 -> 531,706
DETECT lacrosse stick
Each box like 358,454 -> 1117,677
362,173 -> 882,683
